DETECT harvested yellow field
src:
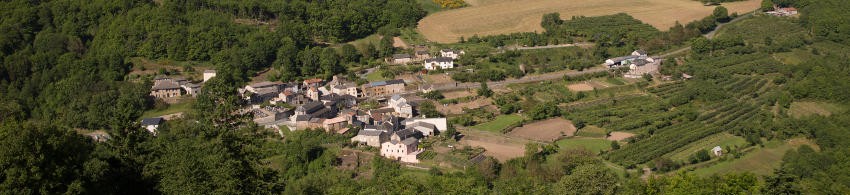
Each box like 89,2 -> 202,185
418,0 -> 761,43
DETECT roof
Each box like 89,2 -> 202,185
608,55 -> 640,62
415,50 -> 429,55
357,130 -> 384,137
401,137 -> 418,145
712,146 -> 723,151
249,81 -> 280,89
141,117 -> 163,126
392,54 -> 412,59
152,80 -> 181,90
204,69 -> 216,73
634,50 -> 647,56
425,57 -> 453,63
632,59 -> 649,66
369,79 -> 404,87
440,49 -> 457,53
303,78 -> 324,84
410,121 -> 436,130
391,94 -> 403,101
294,115 -> 311,121
297,101 -> 325,113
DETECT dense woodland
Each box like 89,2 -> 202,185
1,0 -> 849,194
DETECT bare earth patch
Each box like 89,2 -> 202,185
458,129 -> 527,162
568,83 -> 595,92
607,131 -> 636,141
418,0 -> 761,43
442,90 -> 475,99
425,74 -> 455,85
436,98 -> 494,115
392,37 -> 410,49
508,118 -> 577,142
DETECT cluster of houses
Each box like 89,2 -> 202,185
150,70 -> 217,99
604,50 -> 660,78
389,46 -> 465,71
766,6 -> 797,17
236,76 -> 445,164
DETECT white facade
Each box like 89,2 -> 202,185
203,70 -> 216,82
380,138 -> 422,163
404,118 -> 448,132
424,58 -> 454,70
440,49 -> 464,59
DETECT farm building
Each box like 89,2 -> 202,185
440,49 -> 464,59
389,54 -> 413,64
362,79 -> 405,97
203,69 -> 216,82
424,57 -> 454,70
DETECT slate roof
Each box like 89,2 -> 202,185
141,117 -> 163,126
401,137 -> 418,145
425,57 -> 453,63
392,54 -> 412,59
152,80 -> 181,90
296,101 -> 324,113
357,130 -> 384,137
369,79 -> 404,87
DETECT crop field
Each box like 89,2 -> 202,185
508,118 -> 576,142
576,125 -> 608,138
664,132 -> 747,162
417,0 -> 761,43
692,138 -> 817,176
473,114 -> 525,133
556,138 -> 612,154
788,101 -> 844,118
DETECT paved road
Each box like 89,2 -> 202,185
432,67 -> 608,91
505,42 -> 594,50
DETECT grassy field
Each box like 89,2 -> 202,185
366,70 -> 388,82
788,101 -> 845,118
774,49 -> 815,65
473,114 -> 524,133
576,125 -> 608,138
417,0 -> 445,14
417,0 -> 761,43
556,138 -> 611,154
141,100 -> 193,118
664,132 -> 747,162
692,138 -> 816,176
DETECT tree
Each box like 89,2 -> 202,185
554,164 -> 618,195
529,102 -> 561,120
193,75 -> 245,128
339,44 -> 360,64
379,35 -> 395,57
0,123 -> 95,194
760,0 -> 775,11
713,6 -> 730,23
541,13 -> 563,33
611,141 -> 621,150
689,149 -> 712,164
477,82 -> 493,97
362,43 -> 378,60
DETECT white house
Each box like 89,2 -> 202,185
403,117 -> 448,132
351,130 -> 387,147
712,146 -> 723,156
203,69 -> 216,82
381,131 -> 423,163
424,57 -> 454,70
388,95 -> 414,117
332,83 -> 359,97
408,122 -> 438,136
440,49 -> 464,59
140,117 -> 164,135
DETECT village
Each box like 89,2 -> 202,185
134,43 -> 672,165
